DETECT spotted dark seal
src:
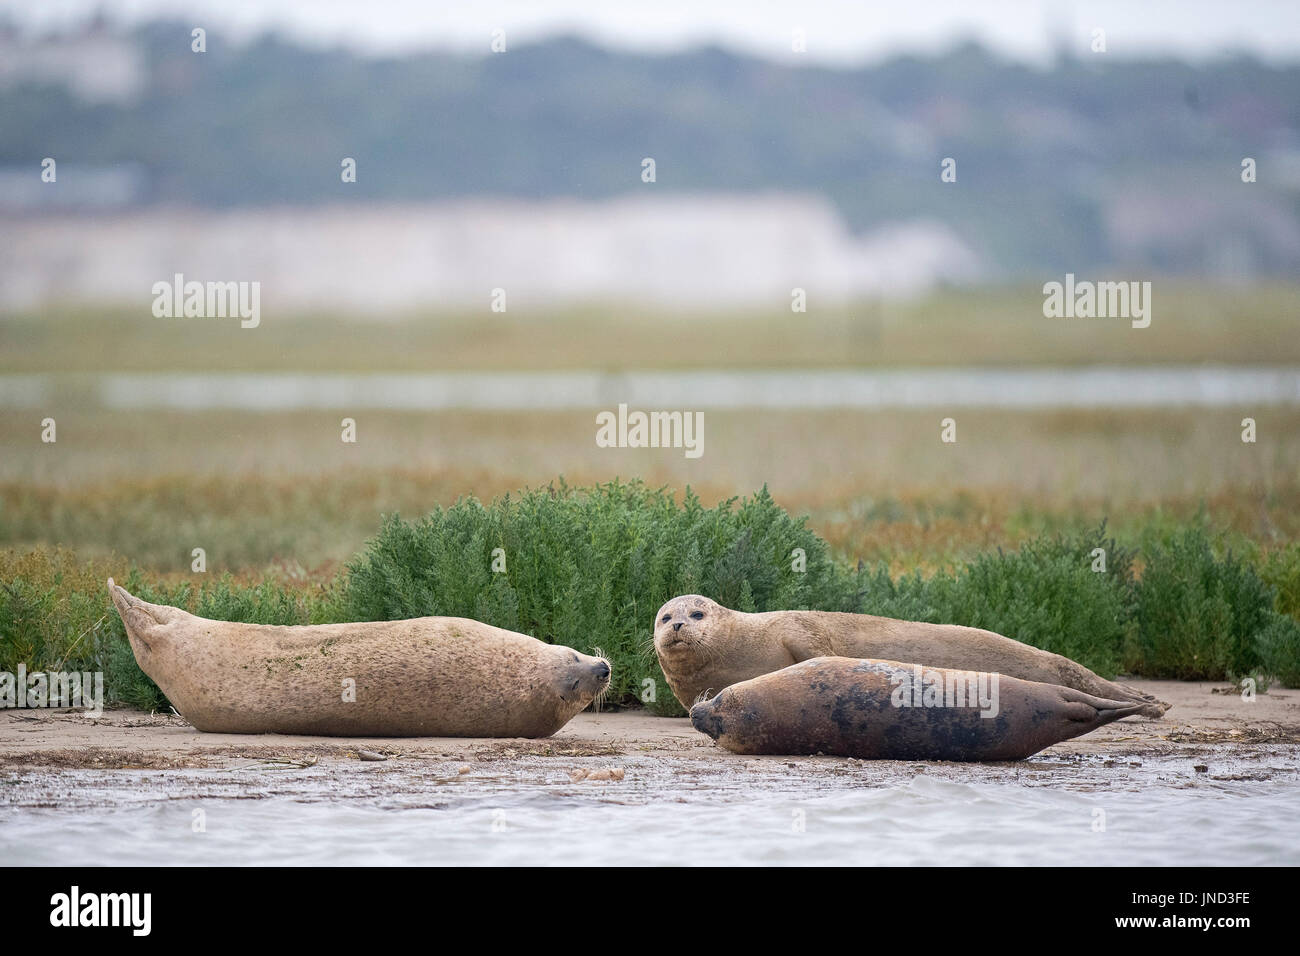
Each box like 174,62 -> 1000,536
690,656 -> 1147,761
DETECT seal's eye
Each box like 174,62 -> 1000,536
690,611 -> 705,620
661,614 -> 672,623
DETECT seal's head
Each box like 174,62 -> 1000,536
689,695 -> 724,739
653,594 -> 727,658
688,684 -> 763,750
548,646 -> 612,709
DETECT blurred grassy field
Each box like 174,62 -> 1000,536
3,283 -> 1299,371
2,284 -> 1297,582
2,406 -> 1296,577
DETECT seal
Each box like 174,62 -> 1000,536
653,595 -> 1168,717
107,578 -> 611,737
690,656 -> 1146,761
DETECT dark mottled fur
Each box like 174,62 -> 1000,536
691,656 -> 1144,761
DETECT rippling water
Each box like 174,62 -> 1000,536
4,775 -> 1296,866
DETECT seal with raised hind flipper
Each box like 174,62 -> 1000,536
689,656 -> 1147,761
653,594 -> 1168,717
107,578 -> 610,737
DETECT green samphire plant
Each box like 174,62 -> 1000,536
5,486 -> 1299,714
339,480 -> 852,715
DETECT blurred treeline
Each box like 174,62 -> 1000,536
3,24 -> 1299,276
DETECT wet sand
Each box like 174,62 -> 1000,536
3,679 -> 1298,865
2,680 -> 1297,805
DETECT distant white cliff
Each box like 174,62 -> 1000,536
0,194 -> 985,313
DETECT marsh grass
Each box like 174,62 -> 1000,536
5,286 -> 1297,713
3,485 -> 1297,716
5,405 -> 1300,573
853,523 -> 1138,678
1131,529 -> 1285,681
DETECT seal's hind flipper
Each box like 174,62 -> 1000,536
107,577 -> 169,648
1091,700 -> 1147,725
1114,682 -> 1171,718
1057,686 -> 1148,730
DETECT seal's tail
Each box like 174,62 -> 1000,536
107,578 -> 171,649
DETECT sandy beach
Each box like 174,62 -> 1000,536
4,679 -> 1298,866
3,679 -> 1297,793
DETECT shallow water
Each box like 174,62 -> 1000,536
3,366 -> 1300,410
3,771 -> 1296,866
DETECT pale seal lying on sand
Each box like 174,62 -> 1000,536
690,656 -> 1147,761
108,579 -> 610,737
654,595 -> 1168,717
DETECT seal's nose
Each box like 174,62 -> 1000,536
673,621 -> 684,632
594,660 -> 611,681
690,700 -> 722,739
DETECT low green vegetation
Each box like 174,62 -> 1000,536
340,481 -> 849,714
851,524 -> 1139,679
2,481 -> 1297,716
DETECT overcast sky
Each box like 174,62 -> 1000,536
5,0 -> 1300,65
